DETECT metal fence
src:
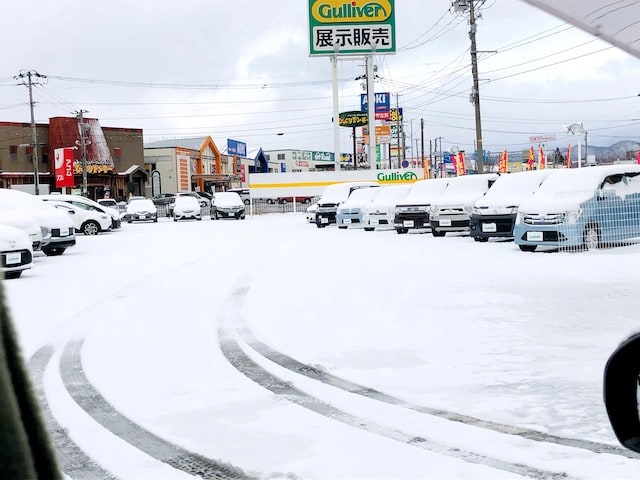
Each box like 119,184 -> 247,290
149,197 -> 319,218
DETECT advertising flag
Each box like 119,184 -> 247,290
54,147 -> 75,188
637,150 -> 640,165
528,146 -> 535,170
566,142 -> 572,168
498,150 -> 508,173
538,146 -> 546,170
454,152 -> 466,176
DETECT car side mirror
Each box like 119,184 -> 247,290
603,332 -> 640,452
599,187 -> 616,200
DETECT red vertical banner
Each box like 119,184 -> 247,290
240,164 -> 246,183
528,147 -> 535,170
54,147 -> 75,188
636,150 -> 640,165
538,146 -> 546,170
456,152 -> 466,176
498,150 -> 508,173
566,143 -> 572,168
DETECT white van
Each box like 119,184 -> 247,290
394,178 -> 450,234
470,170 -> 552,242
0,211 -> 43,251
335,186 -> 381,229
0,189 -> 76,256
315,181 -> 379,228
362,184 -> 412,231
429,173 -> 499,237
40,194 -> 122,230
514,164 -> 640,251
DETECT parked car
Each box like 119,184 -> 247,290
47,200 -> 113,235
336,187 -> 381,229
97,198 -> 118,209
40,193 -> 122,230
228,188 -> 251,205
277,195 -> 314,205
0,189 -> 76,256
514,164 -> 640,251
0,211 -> 43,251
211,192 -> 245,220
394,178 -> 450,234
306,203 -> 318,223
429,173 -> 499,237
470,170 -> 552,242
177,191 -> 210,208
315,181 -> 379,228
151,193 -> 176,207
0,224 -> 33,279
173,196 -> 202,222
125,198 -> 158,223
362,184 -> 412,231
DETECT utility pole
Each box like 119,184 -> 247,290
420,118 -> 425,172
396,93 -> 402,168
15,70 -> 46,195
453,0 -> 485,173
74,110 -> 90,197
429,139 -> 433,178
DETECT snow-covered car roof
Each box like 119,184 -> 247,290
340,186 -> 380,208
397,178 -> 450,205
126,198 -> 156,212
214,192 -> 244,207
475,170 -> 552,209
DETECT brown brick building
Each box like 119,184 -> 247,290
0,117 -> 147,201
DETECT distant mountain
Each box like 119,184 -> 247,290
562,140 -> 640,162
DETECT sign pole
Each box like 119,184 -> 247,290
332,54 -> 341,171
367,54 -> 376,170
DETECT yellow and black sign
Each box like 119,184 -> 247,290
338,111 -> 368,127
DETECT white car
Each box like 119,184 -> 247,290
0,224 -> 33,279
0,211 -> 43,251
47,200 -> 113,235
211,192 -> 245,220
306,203 -> 318,223
40,194 -> 122,230
0,189 -> 76,257
173,196 -> 202,221
362,184 -> 412,231
126,198 -> 158,223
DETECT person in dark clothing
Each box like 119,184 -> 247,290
0,279 -> 62,479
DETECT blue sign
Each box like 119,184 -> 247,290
401,160 -> 409,168
227,138 -> 247,157
360,92 -> 391,113
280,162 -> 286,172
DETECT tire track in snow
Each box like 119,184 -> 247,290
29,345 -> 117,480
219,284 -> 571,480
59,339 -> 255,480
235,319 -> 638,459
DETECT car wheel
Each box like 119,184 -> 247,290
518,245 -> 537,252
338,226 -> 347,230
583,223 -> 600,251
364,227 -> 374,232
173,217 -> 178,222
4,271 -> 22,279
396,228 -> 408,234
316,222 -> 325,228
267,198 -> 275,204
81,220 -> 100,236
43,247 -> 65,256
431,230 -> 446,237
243,199 -> 250,205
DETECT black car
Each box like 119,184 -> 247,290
151,193 -> 176,206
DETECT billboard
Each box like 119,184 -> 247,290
308,0 -> 396,56
54,147 -> 75,188
227,139 -> 247,157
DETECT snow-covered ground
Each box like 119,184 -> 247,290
5,212 -> 640,479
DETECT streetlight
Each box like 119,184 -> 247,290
567,122 -> 585,168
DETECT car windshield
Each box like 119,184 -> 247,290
127,199 -> 154,210
214,192 -> 243,206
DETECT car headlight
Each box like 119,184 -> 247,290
515,212 -> 524,224
564,209 -> 582,224
464,205 -> 473,214
471,207 -> 481,215
429,205 -> 437,214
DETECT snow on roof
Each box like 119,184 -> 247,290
475,170 -> 552,208
144,137 -> 209,150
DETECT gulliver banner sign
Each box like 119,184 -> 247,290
308,0 -> 396,56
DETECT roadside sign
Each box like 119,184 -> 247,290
308,0 -> 396,56
529,135 -> 556,143
338,111 -> 368,127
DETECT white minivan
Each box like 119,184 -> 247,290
315,181 -> 379,228
394,178 -> 450,234
429,173 -> 499,237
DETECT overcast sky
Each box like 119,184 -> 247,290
1,0 -> 640,158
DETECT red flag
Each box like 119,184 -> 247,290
457,151 -> 466,176
54,147 -> 75,188
538,146 -> 546,170
528,147 -> 535,170
637,150 -> 640,165
566,142 -> 572,169
498,150 -> 508,173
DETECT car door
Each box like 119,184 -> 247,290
596,174 -> 627,243
623,172 -> 640,238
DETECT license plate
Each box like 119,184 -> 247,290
439,219 -> 452,227
321,217 -> 329,224
228,212 -> 234,216
403,220 -> 414,227
6,252 -> 21,265
370,219 -> 379,225
343,218 -> 352,224
527,231 -> 543,241
141,215 -> 147,219
482,223 -> 497,233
